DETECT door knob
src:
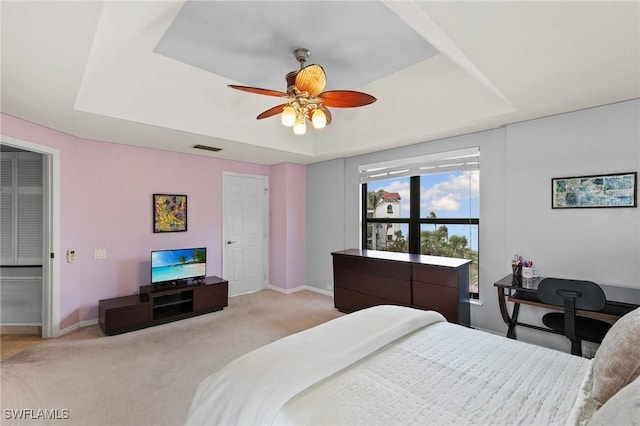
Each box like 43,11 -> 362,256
226,240 -> 236,245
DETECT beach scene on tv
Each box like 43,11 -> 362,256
151,248 -> 206,284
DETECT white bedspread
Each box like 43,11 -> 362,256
186,305 -> 595,426
275,321 -> 595,426
186,305 -> 446,426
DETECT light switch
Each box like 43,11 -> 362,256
94,249 -> 107,259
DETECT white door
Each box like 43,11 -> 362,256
223,173 -> 268,296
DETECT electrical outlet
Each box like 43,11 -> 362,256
94,249 -> 107,259
66,249 -> 75,263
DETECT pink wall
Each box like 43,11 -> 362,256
1,114 -> 303,330
269,163 -> 306,290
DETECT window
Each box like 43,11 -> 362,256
360,148 -> 479,297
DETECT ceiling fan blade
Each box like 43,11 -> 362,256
256,104 -> 287,120
319,90 -> 377,108
228,85 -> 287,98
295,65 -> 326,96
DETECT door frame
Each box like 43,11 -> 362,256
222,171 -> 269,294
1,135 -> 60,338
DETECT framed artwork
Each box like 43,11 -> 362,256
153,194 -> 187,232
551,172 -> 637,209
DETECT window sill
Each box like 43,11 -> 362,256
469,298 -> 483,306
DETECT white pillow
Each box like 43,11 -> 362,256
588,375 -> 640,425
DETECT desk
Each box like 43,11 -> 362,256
494,274 -> 640,339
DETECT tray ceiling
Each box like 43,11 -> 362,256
1,1 -> 638,165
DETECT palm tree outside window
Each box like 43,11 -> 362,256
361,170 -> 479,298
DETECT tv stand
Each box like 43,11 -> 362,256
99,276 -> 228,335
154,279 -> 187,290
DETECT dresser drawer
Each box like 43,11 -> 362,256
412,280 -> 458,322
412,265 -> 458,288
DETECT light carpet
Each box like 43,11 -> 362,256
1,289 -> 343,426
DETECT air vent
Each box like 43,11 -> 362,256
192,144 -> 222,152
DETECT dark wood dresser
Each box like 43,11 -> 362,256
332,249 -> 471,326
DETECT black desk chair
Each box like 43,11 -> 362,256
538,278 -> 612,357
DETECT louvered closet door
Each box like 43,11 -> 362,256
0,151 -> 44,325
16,152 -> 43,265
0,152 -> 43,265
0,153 -> 15,265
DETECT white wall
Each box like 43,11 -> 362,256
504,99 -> 640,350
306,99 -> 639,349
506,100 -> 639,285
306,158 -> 346,292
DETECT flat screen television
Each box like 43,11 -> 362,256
151,247 -> 206,286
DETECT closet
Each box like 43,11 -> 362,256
0,149 -> 44,328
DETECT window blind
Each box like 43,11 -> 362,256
358,147 -> 480,183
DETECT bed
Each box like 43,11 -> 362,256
186,305 -> 640,426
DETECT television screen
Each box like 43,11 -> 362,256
151,247 -> 206,285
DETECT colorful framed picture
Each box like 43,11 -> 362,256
551,172 -> 637,209
153,194 -> 187,232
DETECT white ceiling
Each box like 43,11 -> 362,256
2,1 -> 639,165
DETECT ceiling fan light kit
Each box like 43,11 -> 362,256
312,109 -> 327,128
281,105 -> 296,127
228,48 -> 376,135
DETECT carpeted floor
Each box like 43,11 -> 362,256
1,335 -> 45,361
0,289 -> 343,426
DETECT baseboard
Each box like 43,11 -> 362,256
267,285 -> 305,295
57,318 -> 98,337
267,284 -> 333,297
1,325 -> 42,335
304,286 -> 333,297
80,318 -> 98,328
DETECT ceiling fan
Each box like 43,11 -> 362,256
228,48 -> 377,135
